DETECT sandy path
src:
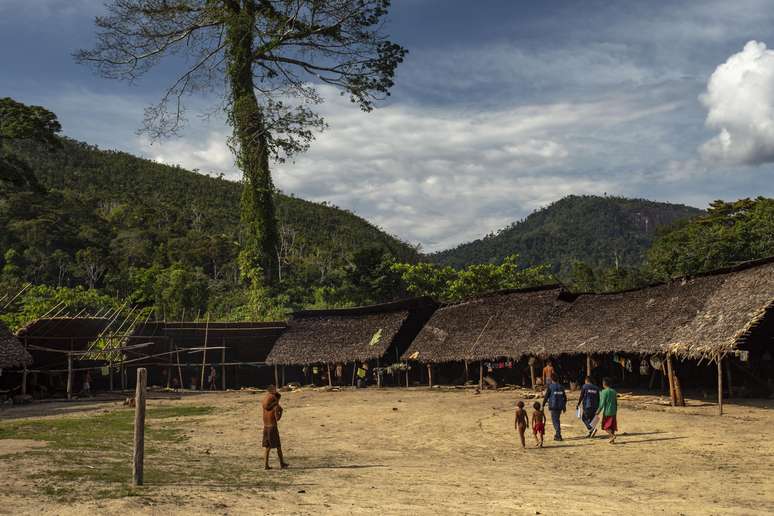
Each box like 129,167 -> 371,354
0,388 -> 773,515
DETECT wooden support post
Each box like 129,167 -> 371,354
673,374 -> 685,407
405,367 -> 409,388
352,363 -> 357,387
200,314 -> 210,390
132,368 -> 147,486
479,361 -> 484,391
21,336 -> 28,395
174,343 -> 183,390
109,361 -> 114,391
717,355 -> 723,416
327,364 -> 333,387
66,353 -> 73,400
221,343 -> 226,391
427,364 -> 433,388
666,353 -> 676,406
529,359 -> 536,390
376,358 -> 381,388
274,365 -> 280,387
464,361 -> 469,383
586,354 -> 592,378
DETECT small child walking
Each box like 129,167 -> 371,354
531,401 -> 546,448
514,400 -> 529,449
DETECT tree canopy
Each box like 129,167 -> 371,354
77,0 -> 406,286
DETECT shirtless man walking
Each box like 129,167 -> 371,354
261,385 -> 288,470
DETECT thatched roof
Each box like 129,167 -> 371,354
0,321 -> 32,369
402,286 -> 572,363
266,297 -> 437,366
668,258 -> 774,358
403,257 -> 774,362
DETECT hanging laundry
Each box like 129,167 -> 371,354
639,360 -> 650,376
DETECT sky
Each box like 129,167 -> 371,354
2,0 -> 774,252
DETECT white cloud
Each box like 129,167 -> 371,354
700,40 -> 774,165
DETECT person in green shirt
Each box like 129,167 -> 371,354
596,377 -> 618,443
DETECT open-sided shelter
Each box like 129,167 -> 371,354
122,321 -> 287,389
15,317 -> 113,398
266,297 -> 438,386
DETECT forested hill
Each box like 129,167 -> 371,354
0,137 -> 418,313
432,195 -> 704,273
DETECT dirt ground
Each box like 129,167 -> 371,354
1,387 -> 773,515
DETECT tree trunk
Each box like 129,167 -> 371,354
226,4 -> 280,286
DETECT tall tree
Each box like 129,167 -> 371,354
77,0 -> 406,286
0,97 -> 61,192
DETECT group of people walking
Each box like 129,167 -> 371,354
515,364 -> 619,448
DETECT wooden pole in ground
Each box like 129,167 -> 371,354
327,364 -> 333,387
21,336 -> 28,395
464,361 -> 469,383
427,364 -> 432,388
132,367 -> 147,486
352,363 -> 357,387
529,359 -> 536,389
666,353 -> 676,406
586,354 -> 592,378
174,343 -> 183,389
274,365 -> 280,387
405,367 -> 409,388
199,314 -> 210,390
717,354 -> 723,416
376,358 -> 381,388
109,360 -> 114,391
479,361 -> 484,390
221,342 -> 226,391
66,352 -> 73,400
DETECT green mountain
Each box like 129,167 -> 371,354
0,137 -> 419,313
432,195 -> 704,274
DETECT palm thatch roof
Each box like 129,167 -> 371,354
403,257 -> 774,363
402,286 -> 572,363
668,258 -> 774,358
266,297 -> 437,366
0,321 -> 32,369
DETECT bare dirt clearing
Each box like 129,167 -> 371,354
0,388 -> 772,515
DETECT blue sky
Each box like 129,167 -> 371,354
2,0 -> 774,251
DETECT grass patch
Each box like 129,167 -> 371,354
0,405 -> 216,501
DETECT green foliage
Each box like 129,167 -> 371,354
566,260 -> 653,293
433,195 -> 703,276
0,135 -> 419,322
0,284 -> 121,331
0,97 -> 61,192
393,254 -> 555,302
647,197 -> 774,279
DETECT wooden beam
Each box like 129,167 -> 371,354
221,342 -> 226,391
274,364 -> 280,388
199,314 -> 210,390
464,361 -> 469,383
717,354 -> 723,416
327,364 -> 333,387
66,352 -> 73,400
132,368 -> 147,486
427,364 -> 433,388
666,353 -> 676,406
529,359 -> 536,390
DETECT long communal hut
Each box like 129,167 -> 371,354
266,297 -> 438,387
401,286 -> 574,388
401,257 -> 774,412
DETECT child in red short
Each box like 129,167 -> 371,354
531,401 -> 546,448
